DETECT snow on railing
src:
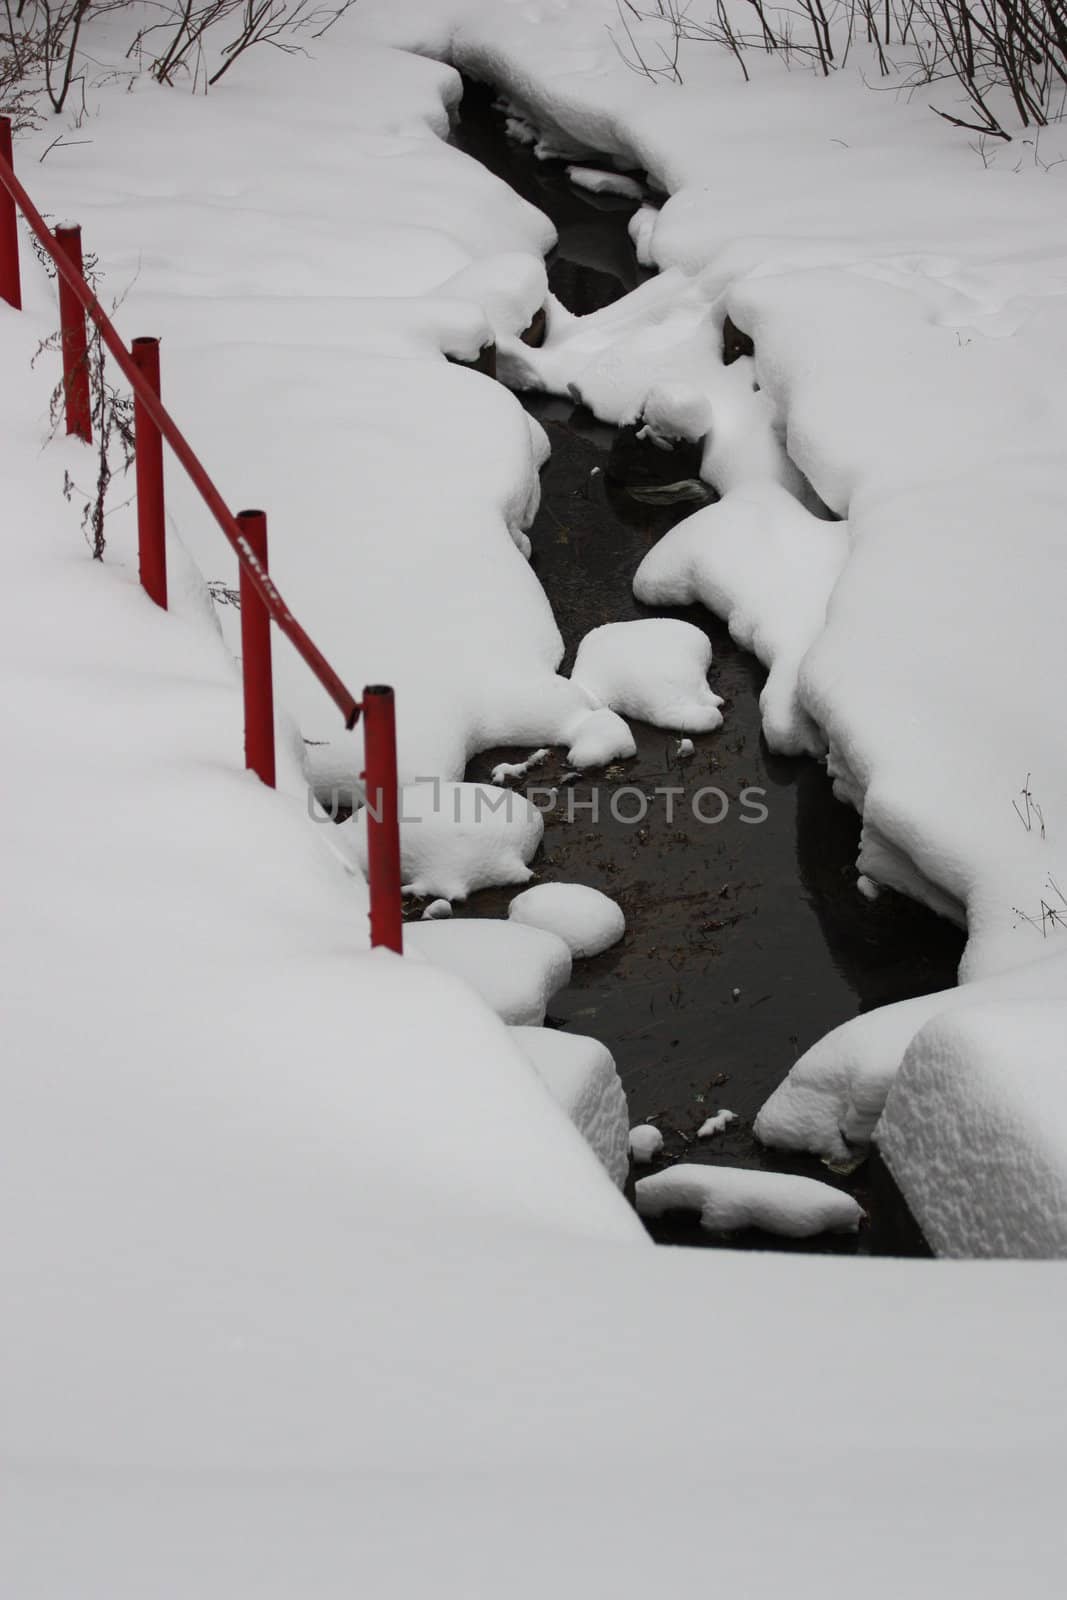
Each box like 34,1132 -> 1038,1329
0,114 -> 403,953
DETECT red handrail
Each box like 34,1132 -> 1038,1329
0,115 -> 404,952
0,126 -> 361,728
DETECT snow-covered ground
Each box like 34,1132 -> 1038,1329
6,0 -> 1067,1588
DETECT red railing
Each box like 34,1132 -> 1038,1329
0,114 -> 403,954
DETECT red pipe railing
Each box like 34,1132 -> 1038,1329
0,114 -> 403,953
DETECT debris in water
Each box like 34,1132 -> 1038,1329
676,737 -> 694,759
626,479 -> 713,506
491,748 -> 551,786
697,1109 -> 737,1138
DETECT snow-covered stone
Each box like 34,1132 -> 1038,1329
508,882 -> 625,958
629,1124 -> 664,1164
355,781 -> 542,901
570,619 -> 723,734
636,1165 -> 864,1238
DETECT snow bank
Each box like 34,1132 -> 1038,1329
512,1025 -> 629,1185
571,619 -> 723,734
508,882 -> 625,957
354,780 -> 543,900
405,919 -> 572,1024
636,1165 -> 865,1238
28,24 -> 613,795
634,485 -> 847,757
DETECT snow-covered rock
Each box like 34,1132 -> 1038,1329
512,1026 -> 629,1186
636,1165 -> 864,1238
570,619 -> 723,734
628,1124 -> 664,1164
405,919 -> 572,1025
355,781 -> 542,901
508,882 -> 625,958
566,165 -> 643,200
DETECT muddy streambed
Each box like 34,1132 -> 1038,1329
445,81 -> 964,1253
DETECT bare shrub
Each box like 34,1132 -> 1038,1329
614,0 -> 1067,137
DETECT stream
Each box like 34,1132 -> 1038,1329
446,80 -> 964,1254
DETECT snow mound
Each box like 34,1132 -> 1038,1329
511,1026 -> 629,1186
405,919 -> 571,1026
564,706 -> 636,768
355,781 -> 542,901
636,1165 -> 864,1238
571,619 -> 722,734
508,882 -> 625,958
629,1124 -> 664,1164
634,484 -> 847,757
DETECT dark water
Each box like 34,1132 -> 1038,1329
447,81 -> 963,1254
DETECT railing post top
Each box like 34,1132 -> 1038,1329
132,334 -> 159,350
55,221 -> 82,240
364,684 -> 394,699
236,507 -> 266,521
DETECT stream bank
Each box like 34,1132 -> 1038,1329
447,80 -> 964,1254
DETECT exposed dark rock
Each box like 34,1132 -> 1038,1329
722,313 -> 755,365
448,342 -> 497,379
521,305 -> 547,347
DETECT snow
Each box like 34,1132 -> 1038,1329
676,737 -> 694,758
421,897 -> 454,919
878,999 -> 1067,1258
508,881 -> 625,957
564,703 -> 636,768
512,1025 -> 629,1185
628,1123 -> 664,1163
566,164 -> 643,200
636,1165 -> 865,1238
697,1110 -> 737,1138
571,618 -> 723,734
490,747 -> 550,785
405,918 -> 572,1024
8,0 -> 1067,1588
353,780 -> 544,900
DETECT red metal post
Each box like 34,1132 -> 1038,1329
0,116 -> 21,311
362,685 -> 403,953
130,337 -> 167,610
236,509 -> 276,788
54,224 -> 92,442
